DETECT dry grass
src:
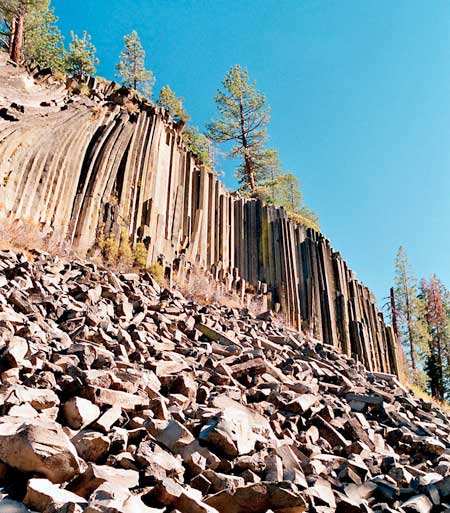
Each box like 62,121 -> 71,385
174,266 -> 241,307
0,218 -> 73,262
409,383 -> 450,415
78,83 -> 91,97
96,76 -> 110,85
0,218 -> 47,259
394,345 -> 450,414
246,294 -> 267,316
52,70 -> 66,82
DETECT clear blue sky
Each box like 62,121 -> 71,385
53,0 -> 450,309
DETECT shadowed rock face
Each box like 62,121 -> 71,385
0,54 -> 397,374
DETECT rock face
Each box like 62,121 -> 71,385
0,250 -> 450,512
0,54 -> 397,374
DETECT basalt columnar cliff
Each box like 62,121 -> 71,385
0,54 -> 398,375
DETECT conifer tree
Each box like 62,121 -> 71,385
0,0 -> 49,63
183,126 -> 211,167
253,148 -> 281,202
394,246 -> 429,382
276,172 -> 303,213
421,275 -> 450,399
116,30 -> 154,97
207,65 -> 271,191
25,4 -> 65,71
66,30 -> 98,77
261,170 -> 319,231
157,85 -> 189,123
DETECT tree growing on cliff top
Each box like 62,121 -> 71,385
0,0 -> 60,64
25,4 -> 66,71
65,30 -> 98,77
207,65 -> 271,191
157,85 -> 189,124
116,30 -> 154,97
394,246 -> 429,384
183,126 -> 211,167
273,172 -> 319,231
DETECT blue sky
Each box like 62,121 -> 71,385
53,0 -> 450,309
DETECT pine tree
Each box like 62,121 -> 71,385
0,0 -> 48,63
157,85 -> 189,123
421,275 -> 450,399
442,287 -> 450,396
24,4 -> 65,71
116,30 -> 154,97
207,65 -> 271,191
183,126 -> 211,167
251,148 -> 281,204
66,30 -> 98,77
394,246 -> 429,383
276,172 -> 303,212
267,171 -> 320,231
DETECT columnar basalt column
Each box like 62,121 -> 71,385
0,65 -> 400,374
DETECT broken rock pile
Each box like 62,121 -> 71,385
0,250 -> 450,513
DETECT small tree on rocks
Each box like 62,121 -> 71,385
157,85 -> 189,123
66,30 -> 98,77
116,30 -> 154,97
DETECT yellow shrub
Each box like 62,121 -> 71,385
104,235 -> 119,264
78,83 -> 91,97
148,262 -> 166,286
135,242 -> 147,268
97,232 -> 106,253
52,71 -> 66,82
118,227 -> 133,267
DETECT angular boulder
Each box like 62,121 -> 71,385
0,416 -> 80,483
63,397 -> 101,430
23,478 -> 87,512
68,463 -> 139,498
205,482 -> 307,513
200,396 -> 274,457
71,430 -> 110,463
146,419 -> 195,454
84,482 -> 159,513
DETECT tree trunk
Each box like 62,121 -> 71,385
244,152 -> 256,191
429,338 -> 438,398
390,287 -> 399,338
271,167 -> 275,201
10,5 -> 25,64
132,44 -> 138,90
436,336 -> 444,399
239,100 -> 256,191
402,271 -> 417,380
